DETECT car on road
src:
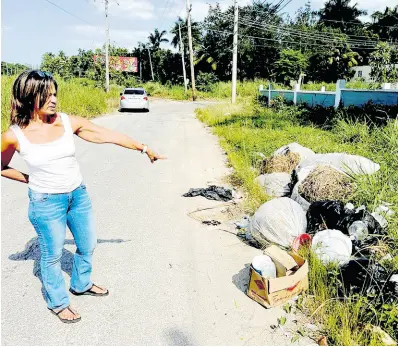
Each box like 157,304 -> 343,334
119,88 -> 149,112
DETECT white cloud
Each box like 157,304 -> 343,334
91,0 -> 155,19
71,24 -> 150,50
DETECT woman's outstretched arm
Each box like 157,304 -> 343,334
69,115 -> 166,163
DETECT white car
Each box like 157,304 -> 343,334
119,88 -> 149,112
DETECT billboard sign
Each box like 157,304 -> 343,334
93,55 -> 138,72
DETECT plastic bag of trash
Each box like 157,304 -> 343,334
248,197 -> 307,248
274,142 -> 315,160
297,153 -> 380,175
252,255 -> 276,278
312,229 -> 352,265
307,200 -> 383,235
339,258 -> 398,303
290,165 -> 345,211
255,173 -> 292,197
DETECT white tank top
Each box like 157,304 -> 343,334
10,113 -> 83,193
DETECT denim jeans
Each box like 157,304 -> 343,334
28,183 -> 97,310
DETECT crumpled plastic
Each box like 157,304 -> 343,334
183,185 -> 233,202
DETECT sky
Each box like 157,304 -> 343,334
1,0 -> 397,66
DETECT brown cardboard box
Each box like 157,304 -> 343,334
247,245 -> 309,308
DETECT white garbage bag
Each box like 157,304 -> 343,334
274,142 -> 315,160
298,153 -> 380,175
255,173 -> 291,197
252,255 -> 276,278
248,197 -> 307,248
312,229 -> 352,265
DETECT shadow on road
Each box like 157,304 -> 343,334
119,109 -> 149,113
232,263 -> 251,294
8,237 -> 131,302
163,328 -> 195,345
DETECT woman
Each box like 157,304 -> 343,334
1,70 -> 165,323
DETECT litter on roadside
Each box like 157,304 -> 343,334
247,245 -> 309,308
255,173 -> 291,197
183,185 -> 234,201
247,197 -> 306,248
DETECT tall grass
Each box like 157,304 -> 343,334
1,75 -> 121,132
196,100 -> 398,345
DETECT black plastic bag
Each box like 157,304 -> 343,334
339,258 -> 398,304
307,200 -> 382,235
183,186 -> 233,202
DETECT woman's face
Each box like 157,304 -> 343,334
36,84 -> 57,116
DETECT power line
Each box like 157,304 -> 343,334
238,17 -> 385,47
43,0 -> 96,26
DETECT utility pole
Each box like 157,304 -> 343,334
178,23 -> 188,93
231,0 -> 238,103
139,61 -> 142,81
147,48 -> 154,80
105,0 -> 110,92
186,0 -> 196,101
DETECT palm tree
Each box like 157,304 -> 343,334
170,17 -> 202,55
317,0 -> 367,33
148,29 -> 169,50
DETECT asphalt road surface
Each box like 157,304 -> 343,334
1,100 -> 313,345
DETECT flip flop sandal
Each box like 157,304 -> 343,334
49,306 -> 81,324
69,284 -> 109,297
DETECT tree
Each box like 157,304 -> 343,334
170,17 -> 202,56
273,49 -> 309,84
369,42 -> 398,82
369,6 -> 398,41
148,29 -> 169,50
307,45 -> 360,82
317,0 -> 367,33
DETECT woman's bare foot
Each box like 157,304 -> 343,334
89,284 -> 108,294
51,306 -> 81,322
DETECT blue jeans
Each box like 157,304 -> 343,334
28,183 -> 97,310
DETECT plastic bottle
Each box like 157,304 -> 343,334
348,221 -> 368,241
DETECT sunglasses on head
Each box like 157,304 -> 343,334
36,70 -> 53,78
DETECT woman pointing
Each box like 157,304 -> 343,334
1,70 -> 166,323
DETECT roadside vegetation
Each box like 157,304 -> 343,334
196,99 -> 398,346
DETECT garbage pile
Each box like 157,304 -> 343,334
243,142 -> 397,302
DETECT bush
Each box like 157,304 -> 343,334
196,71 -> 219,92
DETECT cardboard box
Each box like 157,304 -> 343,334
247,245 -> 309,308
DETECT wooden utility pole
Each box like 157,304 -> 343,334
178,23 -> 188,93
231,0 -> 238,103
147,48 -> 154,80
105,0 -> 110,92
186,0 -> 196,101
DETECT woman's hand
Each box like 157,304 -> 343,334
146,149 -> 167,164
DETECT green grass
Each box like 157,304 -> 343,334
196,100 -> 398,345
1,75 -> 121,132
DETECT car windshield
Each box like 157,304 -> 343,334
124,89 -> 145,95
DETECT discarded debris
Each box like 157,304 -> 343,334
318,336 -> 328,346
202,220 -> 221,226
273,142 -> 315,161
255,173 -> 292,197
298,165 -> 353,203
339,258 -> 398,302
183,185 -> 234,201
371,326 -> 397,346
311,229 -> 352,265
262,152 -> 300,174
248,197 -> 306,248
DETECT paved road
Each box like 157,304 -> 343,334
1,100 -> 312,345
